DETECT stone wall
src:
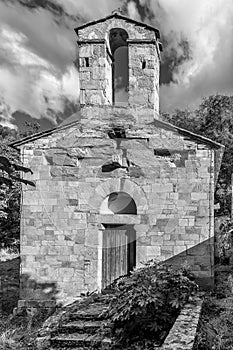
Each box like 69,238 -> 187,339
18,120 -> 216,304
157,297 -> 203,350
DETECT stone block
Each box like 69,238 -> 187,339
138,236 -> 151,245
85,229 -> 99,246
147,245 -> 161,257
92,67 -> 105,80
197,206 -> 209,217
179,219 -> 189,227
21,246 -> 40,255
161,246 -> 174,255
136,246 -> 148,264
188,218 -> 195,226
150,235 -> 163,244
134,224 -> 149,233
178,193 -> 191,201
79,45 -> 93,57
175,240 -> 185,246
185,227 -> 202,236
163,234 -> 171,240
191,192 -> 208,200
152,183 -> 173,192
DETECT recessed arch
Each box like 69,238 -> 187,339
100,192 -> 137,214
109,28 -> 128,54
89,178 -> 148,214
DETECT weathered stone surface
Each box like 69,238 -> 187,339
157,297 -> 203,350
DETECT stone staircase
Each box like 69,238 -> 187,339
48,296 -> 117,350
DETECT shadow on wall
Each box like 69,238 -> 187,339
0,257 -> 60,313
0,238 -> 215,312
0,257 -> 20,314
164,237 -> 214,290
19,274 -> 59,308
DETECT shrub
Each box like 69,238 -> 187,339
106,261 -> 198,347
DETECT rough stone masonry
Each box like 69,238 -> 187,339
11,11 -> 224,307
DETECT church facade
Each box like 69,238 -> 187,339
12,12 -> 224,307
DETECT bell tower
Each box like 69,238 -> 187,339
75,11 -> 162,121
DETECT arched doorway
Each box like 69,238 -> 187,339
100,192 -> 136,288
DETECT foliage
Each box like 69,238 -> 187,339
194,296 -> 233,350
215,218 -> 233,264
20,121 -> 40,138
163,94 -> 233,215
0,247 -> 19,262
105,261 -> 198,347
0,123 -> 37,249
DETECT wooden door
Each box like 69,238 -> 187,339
102,224 -> 136,289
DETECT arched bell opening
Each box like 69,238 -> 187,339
109,28 -> 129,105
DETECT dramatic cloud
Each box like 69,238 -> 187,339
54,0 -> 123,19
128,0 -> 233,112
0,98 -> 17,129
0,1 -> 79,127
0,0 -> 125,128
1,0 -> 233,129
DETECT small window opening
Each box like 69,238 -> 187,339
108,127 -> 126,139
142,60 -> 146,69
102,162 -> 122,173
84,57 -> 89,67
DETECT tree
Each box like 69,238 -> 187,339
163,94 -> 233,215
0,123 -> 36,248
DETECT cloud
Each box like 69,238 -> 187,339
0,0 -> 126,128
2,0 -> 233,127
0,1 -> 79,126
54,0 -> 123,19
0,98 -> 17,129
128,0 -> 233,112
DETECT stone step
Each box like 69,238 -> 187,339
69,304 -> 109,321
52,320 -> 109,334
51,333 -> 113,349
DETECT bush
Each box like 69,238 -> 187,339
106,261 -> 198,347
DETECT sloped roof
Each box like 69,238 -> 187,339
9,112 -> 224,150
74,12 -> 160,39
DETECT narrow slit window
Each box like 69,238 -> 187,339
84,57 -> 89,67
142,60 -> 146,69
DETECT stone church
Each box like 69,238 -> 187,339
11,11 -> 224,307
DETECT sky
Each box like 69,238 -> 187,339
0,0 -> 233,131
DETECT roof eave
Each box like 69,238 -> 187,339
153,118 -> 224,149
74,13 -> 160,39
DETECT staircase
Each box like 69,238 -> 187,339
48,295 -> 117,349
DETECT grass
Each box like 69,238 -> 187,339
0,307 -> 55,350
0,248 -> 51,349
194,293 -> 233,350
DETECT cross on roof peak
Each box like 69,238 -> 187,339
111,7 -> 124,15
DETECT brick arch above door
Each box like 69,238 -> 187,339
89,178 -> 148,214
